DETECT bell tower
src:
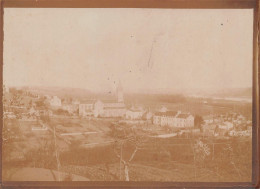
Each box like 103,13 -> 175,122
117,81 -> 124,103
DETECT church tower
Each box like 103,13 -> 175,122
117,81 -> 124,103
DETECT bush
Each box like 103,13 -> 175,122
24,141 -> 57,170
40,115 -> 50,123
54,109 -> 69,116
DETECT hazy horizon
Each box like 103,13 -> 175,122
4,8 -> 253,93
5,84 -> 252,98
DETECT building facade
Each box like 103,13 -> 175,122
49,96 -> 61,107
126,108 -> 144,120
153,111 -> 194,128
79,103 -> 94,116
79,82 -> 126,118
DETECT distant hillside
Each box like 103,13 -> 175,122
17,86 -> 252,101
124,93 -> 187,105
211,87 -> 252,98
22,86 -> 94,99
186,87 -> 252,99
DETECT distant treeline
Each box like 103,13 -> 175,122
125,94 -> 187,104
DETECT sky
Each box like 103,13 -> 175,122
3,8 -> 254,93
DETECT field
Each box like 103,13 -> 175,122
58,136 -> 251,182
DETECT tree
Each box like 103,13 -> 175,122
2,119 -> 22,163
55,109 -> 69,116
190,139 -> 211,181
35,99 -> 46,108
217,140 -> 251,181
194,139 -> 211,163
24,139 -> 57,169
194,115 -> 204,131
40,114 -> 50,124
29,100 -> 33,107
111,124 -> 148,181
10,91 -> 23,106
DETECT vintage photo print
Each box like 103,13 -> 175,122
2,7 -> 256,184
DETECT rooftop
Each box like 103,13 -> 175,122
177,114 -> 190,119
154,111 -> 178,117
80,99 -> 96,104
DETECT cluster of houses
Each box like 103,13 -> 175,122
78,82 -> 132,118
45,95 -> 80,114
3,84 -> 252,137
77,83 -> 195,128
153,108 -> 194,128
4,83 -> 196,129
202,112 -> 252,137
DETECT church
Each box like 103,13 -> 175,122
94,82 -> 126,118
79,82 -> 126,118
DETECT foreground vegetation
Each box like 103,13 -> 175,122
3,117 -> 252,182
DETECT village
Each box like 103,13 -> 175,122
3,83 -> 252,139
2,84 -> 253,182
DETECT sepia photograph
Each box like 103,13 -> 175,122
1,3 -> 258,187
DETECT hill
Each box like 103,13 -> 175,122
211,87 -> 252,98
21,86 -> 94,99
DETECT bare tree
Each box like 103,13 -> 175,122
220,143 -> 242,179
112,125 -> 148,181
190,139 -> 211,181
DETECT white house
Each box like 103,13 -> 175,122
3,85 -> 9,93
126,107 -> 144,120
159,106 -> 168,112
229,130 -> 251,137
142,111 -> 153,120
79,102 -> 94,116
218,121 -> 234,130
49,96 -> 61,107
153,111 -> 194,128
94,100 -> 126,118
203,115 -> 214,124
29,107 -> 39,117
63,104 -> 79,114
72,99 -> 80,105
